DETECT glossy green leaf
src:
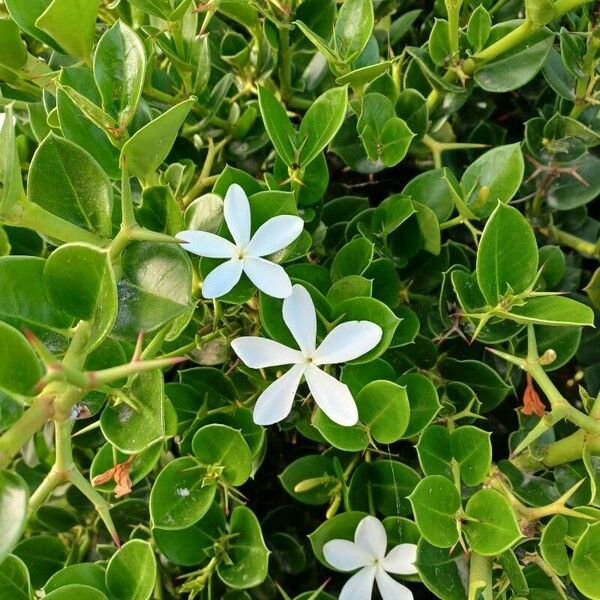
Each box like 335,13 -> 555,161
150,457 -> 216,530
450,426 -> 492,486
94,21 -> 146,127
410,475 -> 460,548
12,535 -> 67,588
35,0 -> 99,60
298,86 -> 348,168
461,144 -> 525,218
463,489 -> 522,555
330,237 -> 373,281
28,134 -> 113,237
467,5 -> 491,50
0,471 -> 29,563
570,522 -> 600,599
217,507 -> 269,589
0,323 -> 42,396
476,203 -> 539,305
335,0 -> 374,62
0,554 -> 30,600
45,586 -> 108,600
540,515 -> 569,576
416,539 -> 469,600
100,370 -> 174,454
192,424 -> 252,486
503,296 -> 594,327
0,105 -> 25,214
257,86 -> 297,167
121,98 -> 194,180
43,243 -> 117,350
106,540 -> 156,600
355,380 -> 410,443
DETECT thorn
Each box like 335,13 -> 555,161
132,330 -> 145,362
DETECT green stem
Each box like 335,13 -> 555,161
539,226 -> 598,258
4,200 -> 109,247
469,553 -> 493,600
0,395 -> 55,469
278,26 -> 293,102
446,0 -> 462,58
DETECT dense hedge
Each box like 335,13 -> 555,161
2,0 -> 600,598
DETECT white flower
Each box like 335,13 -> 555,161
177,183 -> 304,299
231,284 -> 382,426
323,516 -> 418,600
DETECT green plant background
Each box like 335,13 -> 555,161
2,0 -> 600,598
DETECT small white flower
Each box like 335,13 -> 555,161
323,515 -> 418,600
177,183 -> 304,299
231,284 -> 382,426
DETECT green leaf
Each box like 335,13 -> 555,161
217,507 -> 269,590
398,373 -> 440,437
355,380 -> 410,443
438,357 -> 510,412
570,522 -> 600,599
474,23 -> 554,92
13,535 -> 67,588
0,105 -> 25,214
43,243 -> 117,350
293,21 -> 339,64
450,426 -> 492,486
0,257 -> 73,351
503,296 -> 595,327
35,0 -> 99,60
416,424 -> 452,479
106,540 -> 156,600
28,133 -> 113,237
45,563 -> 107,594
540,515 -> 569,576
93,21 -> 146,127
409,475 -> 460,548
461,144 -> 525,219
476,203 -> 539,305
257,86 -> 297,167
4,0 -> 65,51
334,0 -> 374,62
298,86 -> 348,168
0,471 -> 29,563
330,237 -> 374,281
416,539 -> 469,600
153,502 -> 226,566
150,457 -> 216,530
279,455 -> 339,505
45,586 -> 108,600
412,200 -> 441,255
0,323 -> 42,395
100,370 -> 174,454
467,5 -> 491,51
463,489 -> 522,555
312,410 -> 369,451
192,424 -> 252,486
0,554 -> 30,600
114,242 -> 193,339
357,93 -> 414,167
429,19 -> 451,66
121,98 -> 194,180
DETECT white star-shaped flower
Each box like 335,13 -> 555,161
323,515 -> 418,600
231,284 -> 382,426
177,183 -> 304,299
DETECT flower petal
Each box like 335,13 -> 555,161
246,215 -> 304,256
253,364 -> 305,425
305,365 -> 358,426
282,284 -> 316,354
230,337 -> 303,368
355,516 -> 387,560
243,256 -> 292,298
323,540 -> 371,572
201,259 -> 243,298
314,321 -> 383,365
339,566 -> 377,600
375,567 -> 414,600
176,231 -> 236,259
383,544 -> 418,575
224,183 -> 251,248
